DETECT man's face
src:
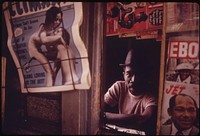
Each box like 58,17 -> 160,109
170,95 -> 197,130
178,69 -> 191,81
123,66 -> 144,95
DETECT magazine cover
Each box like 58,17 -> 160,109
160,35 -> 199,135
106,2 -> 119,36
3,2 -> 91,93
166,2 -> 199,33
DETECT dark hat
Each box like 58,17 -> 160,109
119,49 -> 135,67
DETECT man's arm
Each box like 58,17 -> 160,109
104,105 -> 157,131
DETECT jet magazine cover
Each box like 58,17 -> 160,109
160,35 -> 199,135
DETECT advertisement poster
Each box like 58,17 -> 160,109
3,2 -> 91,93
160,35 -> 199,135
106,2 -> 163,37
106,2 -> 119,36
166,2 -> 199,33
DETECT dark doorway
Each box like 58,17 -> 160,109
100,36 -> 161,134
104,37 -> 161,95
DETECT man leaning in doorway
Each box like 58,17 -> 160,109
103,49 -> 158,135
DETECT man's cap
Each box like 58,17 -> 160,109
119,49 -> 135,67
119,49 -> 150,75
175,63 -> 194,71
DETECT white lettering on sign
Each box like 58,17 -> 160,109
168,41 -> 199,59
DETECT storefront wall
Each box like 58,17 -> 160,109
2,2 -> 198,135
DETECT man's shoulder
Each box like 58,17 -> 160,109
112,81 -> 125,88
143,91 -> 157,99
191,125 -> 199,135
109,81 -> 126,92
160,123 -> 171,129
160,124 -> 171,135
115,80 -> 125,85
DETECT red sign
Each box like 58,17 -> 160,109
106,2 -> 163,36
168,41 -> 199,59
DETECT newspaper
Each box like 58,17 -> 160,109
104,124 -> 146,135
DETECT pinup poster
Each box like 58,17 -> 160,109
3,2 -> 91,93
160,35 -> 199,131
106,2 -> 163,38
